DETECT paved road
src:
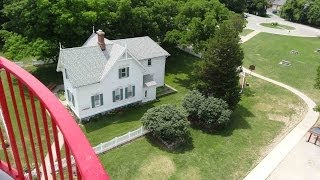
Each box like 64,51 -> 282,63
245,13 -> 320,37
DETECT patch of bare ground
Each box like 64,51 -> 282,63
135,155 -> 176,180
177,167 -> 201,180
259,101 -> 307,160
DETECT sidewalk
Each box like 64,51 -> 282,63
243,69 -> 319,180
268,133 -> 320,180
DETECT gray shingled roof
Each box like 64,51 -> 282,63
58,46 -> 108,87
112,36 -> 170,60
57,33 -> 169,88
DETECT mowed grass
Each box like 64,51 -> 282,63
242,33 -> 320,103
88,48 -> 305,179
260,23 -> 295,30
240,29 -> 254,36
99,75 -> 304,179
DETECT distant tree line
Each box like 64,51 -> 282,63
220,0 -> 269,17
281,0 -> 320,27
0,0 -> 246,61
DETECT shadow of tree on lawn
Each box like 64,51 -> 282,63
190,104 -> 254,137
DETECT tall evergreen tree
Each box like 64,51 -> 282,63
193,20 -> 244,109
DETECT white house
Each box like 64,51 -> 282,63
57,29 -> 170,120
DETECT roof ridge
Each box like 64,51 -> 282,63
61,45 -> 101,51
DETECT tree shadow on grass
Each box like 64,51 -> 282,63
190,104 -> 254,137
145,133 -> 194,154
29,64 -> 63,86
242,86 -> 256,97
83,101 -> 157,133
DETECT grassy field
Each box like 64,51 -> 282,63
240,29 -> 254,36
86,48 -> 305,179
260,23 -> 295,30
99,75 -> 304,179
242,33 -> 320,103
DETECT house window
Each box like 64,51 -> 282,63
67,89 -> 75,107
125,85 -> 135,99
145,90 -> 147,98
71,94 -> 75,107
113,88 -> 123,102
119,67 -> 129,79
148,59 -> 152,66
65,69 -> 69,79
91,94 -> 103,108
67,89 -> 71,101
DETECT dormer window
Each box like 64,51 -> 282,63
148,59 -> 152,66
119,67 -> 129,79
65,69 -> 69,79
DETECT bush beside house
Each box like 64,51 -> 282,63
183,90 -> 232,131
141,104 -> 189,148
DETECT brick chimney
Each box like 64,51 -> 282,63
97,29 -> 106,51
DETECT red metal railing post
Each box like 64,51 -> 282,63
0,57 -> 109,179
0,72 -> 24,179
5,72 -> 32,177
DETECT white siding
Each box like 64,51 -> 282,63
76,58 -> 144,119
62,68 -> 80,118
142,86 -> 156,103
140,56 -> 166,87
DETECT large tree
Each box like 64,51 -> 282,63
192,20 -> 244,109
164,0 -> 231,52
220,0 -> 247,13
1,0 -> 180,61
246,0 -> 268,17
281,0 -> 320,27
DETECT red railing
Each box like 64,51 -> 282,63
0,57 -> 109,179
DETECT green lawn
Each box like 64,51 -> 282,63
85,48 -> 305,179
260,23 -> 295,30
242,33 -> 320,103
240,29 -> 254,36
99,75 -> 304,179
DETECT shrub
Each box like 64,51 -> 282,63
182,90 -> 205,119
141,104 -> 189,143
197,97 -> 232,130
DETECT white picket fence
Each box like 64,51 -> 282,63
53,126 -> 149,172
93,126 -> 149,154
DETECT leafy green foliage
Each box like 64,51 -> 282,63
220,0 -> 247,13
182,90 -> 205,118
281,0 -> 320,27
246,0 -> 268,17
193,20 -> 244,109
165,0 -> 231,52
141,104 -> 189,142
0,30 -> 54,61
1,0 -> 180,60
182,90 -> 232,130
198,97 -> 232,129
